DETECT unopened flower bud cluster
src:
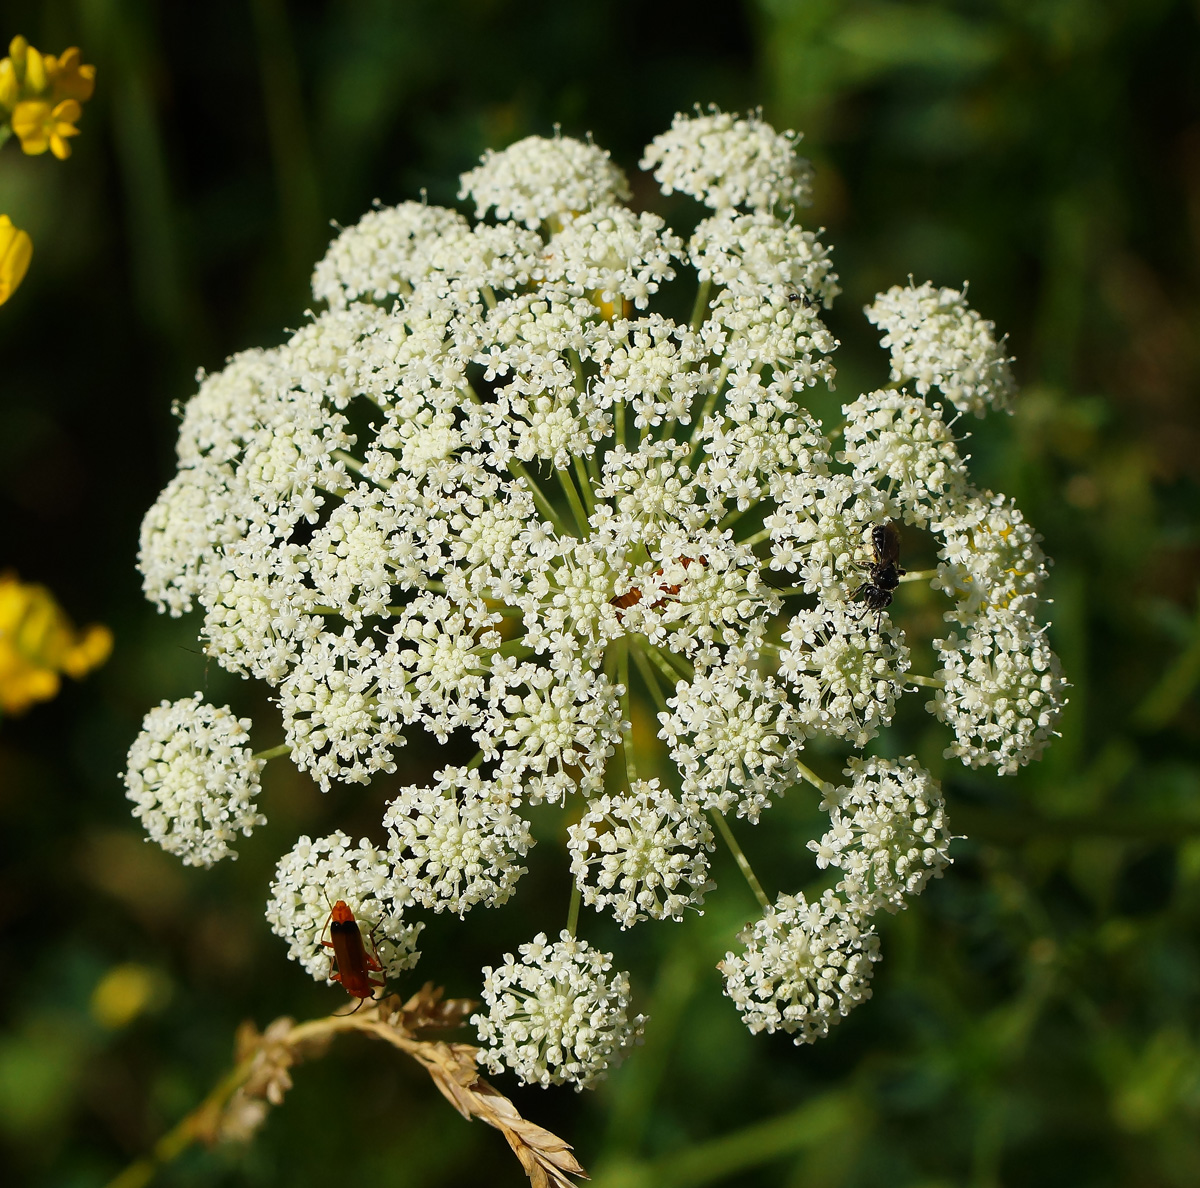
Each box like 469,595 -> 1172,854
126,106 -> 1065,1083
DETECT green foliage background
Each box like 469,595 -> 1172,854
1,1 -> 1199,1185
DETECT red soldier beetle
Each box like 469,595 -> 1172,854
610,556 -> 707,617
319,899 -> 386,1007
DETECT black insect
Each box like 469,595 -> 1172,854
786,290 -> 814,309
853,522 -> 905,628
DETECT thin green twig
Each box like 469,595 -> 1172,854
710,810 -> 770,912
253,743 -> 292,762
567,879 -> 582,937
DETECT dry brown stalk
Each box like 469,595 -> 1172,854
104,984 -> 586,1188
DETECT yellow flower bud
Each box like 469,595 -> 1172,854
7,35 -> 28,79
0,215 -> 32,305
0,59 -> 18,110
23,45 -> 47,94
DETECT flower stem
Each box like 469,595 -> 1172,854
617,639 -> 637,784
739,525 -> 772,548
650,644 -> 694,681
557,467 -> 590,535
332,449 -> 367,476
906,674 -> 946,689
253,743 -> 292,763
795,760 -> 832,794
567,878 -> 582,937
689,277 -> 712,330
710,810 -> 770,912
718,502 -> 758,534
641,643 -> 683,691
899,569 -> 937,583
497,639 -> 536,659
688,363 -> 730,447
508,459 -> 568,535
483,601 -> 525,617
630,641 -> 668,711
572,454 -> 597,516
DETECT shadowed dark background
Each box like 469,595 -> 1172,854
2,1 -> 1199,1185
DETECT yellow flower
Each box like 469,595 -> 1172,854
46,47 -> 95,104
11,97 -> 81,158
0,215 -> 32,304
0,573 -> 113,716
0,37 -> 94,112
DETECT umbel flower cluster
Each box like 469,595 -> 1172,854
126,108 -> 1066,1088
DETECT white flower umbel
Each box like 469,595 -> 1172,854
133,107 -> 1068,1066
839,389 -> 969,527
720,890 -> 881,1045
384,766 -> 534,916
778,603 -> 911,747
810,757 -> 953,914
931,608 -> 1068,774
641,107 -> 814,212
123,695 -> 265,867
659,654 -> 803,823
266,831 -> 422,982
473,931 -> 645,1090
568,780 -> 715,928
539,206 -> 681,310
866,281 -> 1016,418
932,490 -> 1049,622
312,201 -> 470,310
460,132 -> 631,229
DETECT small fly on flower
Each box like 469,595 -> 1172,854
854,522 -> 905,629
320,900 -> 385,1007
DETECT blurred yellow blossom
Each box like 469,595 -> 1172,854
90,964 -> 169,1030
0,38 -> 93,300
46,47 -> 96,104
0,35 -> 94,139
0,573 -> 113,716
0,214 -> 31,303
11,97 -> 81,158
